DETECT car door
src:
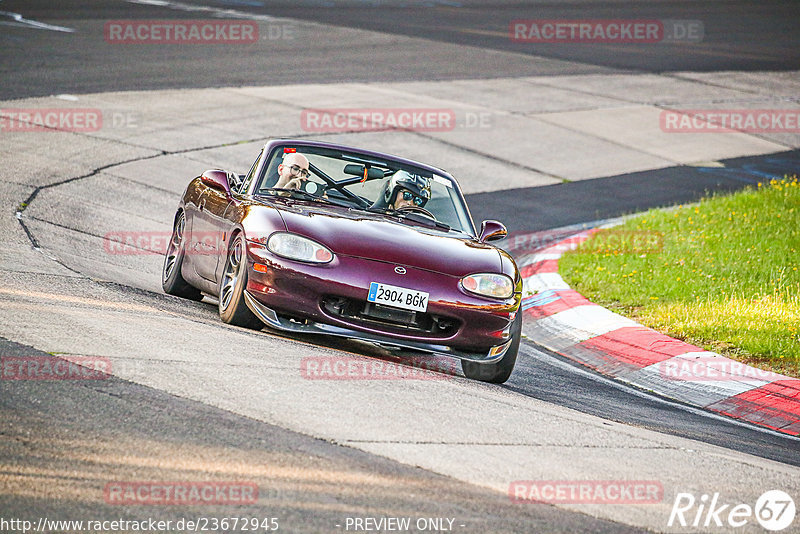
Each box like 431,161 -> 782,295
190,177 -> 233,283
191,152 -> 264,283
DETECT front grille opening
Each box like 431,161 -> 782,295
364,302 -> 416,324
321,296 -> 458,336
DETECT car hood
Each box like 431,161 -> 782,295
274,201 -> 502,277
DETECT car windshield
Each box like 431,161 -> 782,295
254,144 -> 475,235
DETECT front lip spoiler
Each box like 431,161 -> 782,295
243,290 -> 511,363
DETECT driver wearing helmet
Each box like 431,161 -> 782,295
383,170 -> 432,211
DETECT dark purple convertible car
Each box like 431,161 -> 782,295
163,139 -> 522,383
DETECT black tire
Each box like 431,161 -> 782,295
162,211 -> 203,301
218,233 -> 263,330
462,312 -> 522,384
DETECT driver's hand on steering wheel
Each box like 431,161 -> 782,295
284,176 -> 305,190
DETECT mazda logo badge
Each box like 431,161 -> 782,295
394,266 -> 407,275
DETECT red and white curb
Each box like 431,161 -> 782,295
509,229 -> 800,437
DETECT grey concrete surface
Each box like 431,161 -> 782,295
2,338 -> 634,534
533,72 -> 800,149
536,105 -> 784,165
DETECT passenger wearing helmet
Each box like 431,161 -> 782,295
383,171 -> 432,211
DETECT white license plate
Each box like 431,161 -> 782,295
367,282 -> 429,312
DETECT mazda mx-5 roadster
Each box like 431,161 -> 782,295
162,139 -> 522,383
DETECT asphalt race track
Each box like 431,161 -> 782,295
3,0 -> 800,99
2,1 -> 800,533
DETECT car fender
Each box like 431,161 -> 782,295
498,248 -> 523,308
212,202 -> 287,284
237,202 -> 288,241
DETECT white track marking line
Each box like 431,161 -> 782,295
126,0 -> 280,21
0,11 -> 75,32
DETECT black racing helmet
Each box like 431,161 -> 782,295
383,170 -> 432,207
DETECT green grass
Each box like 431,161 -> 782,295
559,176 -> 800,377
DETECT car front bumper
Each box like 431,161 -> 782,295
243,290 -> 515,363
244,240 -> 520,363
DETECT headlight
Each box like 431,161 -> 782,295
267,232 -> 333,264
460,273 -> 514,299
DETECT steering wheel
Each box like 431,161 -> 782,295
302,163 -> 371,208
396,205 -> 436,220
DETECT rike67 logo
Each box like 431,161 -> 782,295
669,490 -> 795,531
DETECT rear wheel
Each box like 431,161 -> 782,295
218,233 -> 263,330
162,211 -> 203,301
461,312 -> 521,384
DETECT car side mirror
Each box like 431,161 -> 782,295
479,220 -> 508,242
200,170 -> 232,196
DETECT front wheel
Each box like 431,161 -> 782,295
461,312 -> 521,384
218,234 -> 263,330
162,211 -> 203,301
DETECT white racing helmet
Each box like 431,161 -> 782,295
383,170 -> 432,207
